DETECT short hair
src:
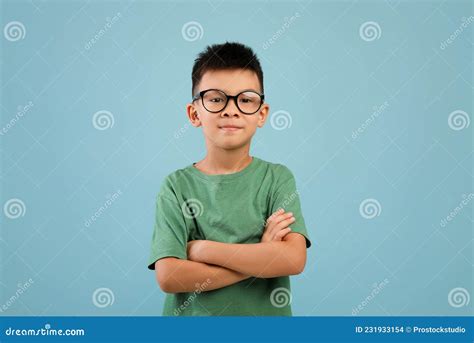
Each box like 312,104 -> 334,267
191,42 -> 264,96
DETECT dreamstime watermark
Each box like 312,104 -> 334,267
440,193 -> 473,228
270,287 -> 292,308
277,189 -> 300,212
448,110 -> 470,131
92,287 -> 115,308
4,323 -> 85,337
448,287 -> 470,308
0,278 -> 34,313
248,188 -> 302,238
174,122 -> 190,139
84,190 -> 122,228
440,16 -> 474,50
270,110 -> 292,130
3,198 -> 26,219
359,198 -> 382,219
3,21 -> 26,41
262,12 -> 301,50
181,198 -> 204,219
84,12 -> 122,51
359,21 -> 381,42
181,21 -> 203,42
352,278 -> 390,315
173,279 -> 212,315
0,101 -> 34,136
352,101 -> 390,140
92,110 -> 115,130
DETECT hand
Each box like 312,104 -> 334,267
260,208 -> 295,243
187,240 -> 205,262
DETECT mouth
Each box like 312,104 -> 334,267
219,125 -> 243,132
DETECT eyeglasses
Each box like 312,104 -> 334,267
192,89 -> 265,115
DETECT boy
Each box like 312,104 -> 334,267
148,42 -> 311,316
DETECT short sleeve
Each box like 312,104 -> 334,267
269,165 -> 311,248
147,177 -> 188,270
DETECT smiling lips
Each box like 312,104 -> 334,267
219,125 -> 243,132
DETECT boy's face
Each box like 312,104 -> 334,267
186,69 -> 269,151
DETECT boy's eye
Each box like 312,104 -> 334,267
239,97 -> 255,103
209,97 -> 225,103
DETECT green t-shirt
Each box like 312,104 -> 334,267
147,156 -> 311,316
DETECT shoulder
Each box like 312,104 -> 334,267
259,159 -> 301,204
157,165 -> 193,197
256,157 -> 295,180
162,166 -> 190,185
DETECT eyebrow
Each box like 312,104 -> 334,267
215,88 -> 262,95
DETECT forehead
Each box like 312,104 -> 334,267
198,69 -> 261,94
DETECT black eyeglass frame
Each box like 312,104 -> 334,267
192,88 -> 265,115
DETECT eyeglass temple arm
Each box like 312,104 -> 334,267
192,92 -> 265,102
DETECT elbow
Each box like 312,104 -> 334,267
284,234 -> 308,275
289,258 -> 306,275
288,247 -> 307,275
154,259 -> 180,293
156,273 -> 175,293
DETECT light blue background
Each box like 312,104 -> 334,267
1,0 -> 472,316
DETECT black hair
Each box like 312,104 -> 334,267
191,42 -> 264,96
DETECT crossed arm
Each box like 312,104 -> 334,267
154,210 -> 308,293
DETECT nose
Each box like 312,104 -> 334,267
221,97 -> 241,118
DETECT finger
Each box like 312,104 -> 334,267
274,227 -> 292,240
267,208 -> 285,224
272,216 -> 296,233
269,212 -> 293,227
267,214 -> 294,238
273,212 -> 293,223
266,212 -> 291,230
268,212 -> 294,234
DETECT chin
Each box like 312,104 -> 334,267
217,139 -> 250,150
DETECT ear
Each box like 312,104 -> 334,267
186,103 -> 202,127
256,103 -> 270,128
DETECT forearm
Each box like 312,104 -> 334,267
155,258 -> 251,293
191,239 -> 305,278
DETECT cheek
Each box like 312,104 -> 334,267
244,123 -> 258,135
200,120 -> 219,135
247,128 -> 258,139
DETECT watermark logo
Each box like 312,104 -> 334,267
92,287 -> 115,308
448,110 -> 470,131
448,287 -> 470,308
352,278 -> 390,315
0,102 -> 34,136
270,110 -> 292,130
262,12 -> 301,50
359,21 -> 381,42
173,279 -> 212,315
174,122 -> 190,139
4,21 -> 26,42
0,278 -> 34,313
92,110 -> 115,130
352,101 -> 390,140
181,198 -> 204,219
84,190 -> 122,228
440,193 -> 473,228
3,198 -> 26,219
181,21 -> 203,42
270,287 -> 292,308
84,12 -> 122,51
440,16 -> 474,50
359,198 -> 381,219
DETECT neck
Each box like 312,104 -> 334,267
196,143 -> 253,175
